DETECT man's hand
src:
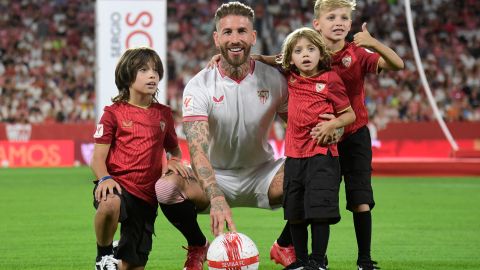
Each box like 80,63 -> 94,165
353,22 -> 378,49
209,196 -> 237,236
95,179 -> 122,202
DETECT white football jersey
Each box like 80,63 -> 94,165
182,61 -> 288,170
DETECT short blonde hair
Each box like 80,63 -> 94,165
281,27 -> 332,72
314,0 -> 356,18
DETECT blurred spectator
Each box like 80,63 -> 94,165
1,0 -> 479,130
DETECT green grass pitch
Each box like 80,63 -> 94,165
0,167 -> 479,269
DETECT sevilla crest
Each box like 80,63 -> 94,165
342,55 -> 352,68
257,89 -> 270,104
316,83 -> 326,92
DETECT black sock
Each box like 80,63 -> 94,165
160,201 -> 206,246
310,222 -> 329,265
289,222 -> 308,262
276,221 -> 292,247
97,243 -> 113,259
354,211 -> 372,261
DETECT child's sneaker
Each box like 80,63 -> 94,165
95,255 -> 119,270
283,260 -> 306,270
357,259 -> 380,270
305,259 -> 327,270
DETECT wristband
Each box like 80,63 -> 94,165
98,175 -> 113,184
169,157 -> 182,162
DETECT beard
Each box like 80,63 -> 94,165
219,43 -> 251,67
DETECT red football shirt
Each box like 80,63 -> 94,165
331,42 -> 380,138
285,71 -> 351,158
94,102 -> 178,206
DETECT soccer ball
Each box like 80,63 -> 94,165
207,232 -> 259,270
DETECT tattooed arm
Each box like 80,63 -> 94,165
183,120 -> 237,236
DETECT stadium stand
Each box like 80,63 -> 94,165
0,0 -> 96,123
0,0 -> 479,129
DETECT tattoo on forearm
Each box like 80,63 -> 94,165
201,142 -> 209,154
184,121 -> 222,199
198,167 -> 212,179
205,183 -> 224,200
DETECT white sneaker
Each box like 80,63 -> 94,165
95,255 -> 119,270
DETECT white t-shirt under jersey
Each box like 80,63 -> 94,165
182,60 -> 288,171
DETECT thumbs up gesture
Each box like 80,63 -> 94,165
353,22 -> 377,48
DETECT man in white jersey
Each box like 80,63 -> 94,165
154,2 -> 296,269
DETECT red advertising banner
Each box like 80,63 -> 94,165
0,140 -> 74,168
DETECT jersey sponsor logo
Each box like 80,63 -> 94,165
93,124 -> 104,138
316,83 -> 326,92
122,120 -> 133,128
342,55 -> 352,67
160,121 -> 166,132
213,95 -> 225,105
183,95 -> 193,113
257,89 -> 270,104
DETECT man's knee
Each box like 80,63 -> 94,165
155,174 -> 186,205
268,169 -> 284,205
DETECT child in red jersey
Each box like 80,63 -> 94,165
311,1 -> 404,269
90,47 -> 190,270
280,27 -> 355,270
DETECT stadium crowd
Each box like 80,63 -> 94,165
0,0 -> 96,124
1,0 -> 479,129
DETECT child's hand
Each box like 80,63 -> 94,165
95,179 -> 122,202
311,121 -> 336,145
206,54 -> 221,69
274,54 -> 284,64
311,114 -> 342,145
166,158 -> 192,178
251,54 -> 261,61
353,23 -> 377,49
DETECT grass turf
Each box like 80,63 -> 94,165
0,167 -> 479,269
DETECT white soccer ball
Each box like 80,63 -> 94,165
207,232 -> 259,270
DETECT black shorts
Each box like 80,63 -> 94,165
338,126 -> 375,211
283,153 -> 341,224
93,182 -> 157,266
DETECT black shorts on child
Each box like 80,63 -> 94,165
283,152 -> 341,224
93,181 -> 157,266
338,125 -> 375,211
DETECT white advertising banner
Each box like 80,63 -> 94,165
96,0 -> 167,120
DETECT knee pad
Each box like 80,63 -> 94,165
155,179 -> 186,204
